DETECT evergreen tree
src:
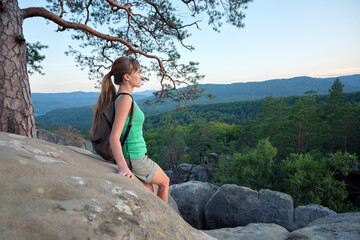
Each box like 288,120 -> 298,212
186,119 -> 216,164
322,78 -> 346,152
278,93 -> 324,157
341,102 -> 360,154
161,118 -> 186,169
246,96 -> 288,155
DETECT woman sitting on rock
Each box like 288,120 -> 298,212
92,57 -> 169,203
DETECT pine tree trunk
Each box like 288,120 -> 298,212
0,0 -> 36,137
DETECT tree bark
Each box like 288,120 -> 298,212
0,0 -> 36,137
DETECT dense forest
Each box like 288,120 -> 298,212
143,91 -> 360,130
37,79 -> 360,212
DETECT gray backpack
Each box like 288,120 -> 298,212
91,93 -> 134,167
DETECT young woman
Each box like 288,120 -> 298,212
92,57 -> 170,202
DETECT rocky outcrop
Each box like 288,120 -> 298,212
0,132 -> 214,240
37,128 -> 57,143
171,183 -> 340,232
203,223 -> 291,240
294,204 -> 337,228
290,212 -> 360,239
36,129 -> 93,152
166,163 -> 214,185
169,181 -> 219,229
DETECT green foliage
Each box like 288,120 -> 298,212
275,152 -> 359,212
212,154 -> 237,185
234,139 -> 277,190
327,151 -> 359,177
26,42 -> 48,75
213,139 -> 277,190
277,154 -> 328,206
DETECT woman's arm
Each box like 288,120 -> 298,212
109,94 -> 135,179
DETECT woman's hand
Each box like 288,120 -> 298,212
117,166 -> 135,180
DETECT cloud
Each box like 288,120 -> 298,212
309,67 -> 360,78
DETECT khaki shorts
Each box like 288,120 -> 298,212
127,154 -> 159,184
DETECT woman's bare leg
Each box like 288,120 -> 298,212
150,167 -> 170,203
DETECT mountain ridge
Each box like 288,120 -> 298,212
138,74 -> 360,114
32,74 -> 360,115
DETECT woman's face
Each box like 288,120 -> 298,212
127,68 -> 142,88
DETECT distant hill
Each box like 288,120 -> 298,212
32,74 -> 360,115
139,74 -> 360,114
32,90 -> 154,115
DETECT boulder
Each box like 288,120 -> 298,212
178,163 -> 194,175
36,129 -> 93,152
167,163 -> 214,185
203,223 -> 290,240
0,132 -> 215,240
294,204 -> 337,229
169,181 -> 218,229
205,184 -> 260,230
190,166 -> 214,182
257,189 -> 295,231
37,129 -> 56,143
290,212 -> 360,239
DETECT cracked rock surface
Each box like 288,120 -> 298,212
0,132 -> 214,240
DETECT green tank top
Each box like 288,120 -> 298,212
114,94 -> 147,159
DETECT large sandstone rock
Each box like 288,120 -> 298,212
290,212 -> 360,239
257,189 -> 295,231
205,184 -> 260,230
294,204 -> 337,229
0,132 -> 214,240
203,223 -> 290,240
169,181 -> 219,229
205,185 -> 301,231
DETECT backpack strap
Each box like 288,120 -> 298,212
114,92 -> 134,146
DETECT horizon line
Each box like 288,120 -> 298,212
31,73 -> 360,94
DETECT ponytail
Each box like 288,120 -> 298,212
92,57 -> 140,135
92,72 -> 116,135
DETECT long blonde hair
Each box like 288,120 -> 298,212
92,57 -> 140,135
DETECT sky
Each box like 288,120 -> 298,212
19,0 -> 360,93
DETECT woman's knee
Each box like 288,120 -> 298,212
157,173 -> 169,189
162,174 -> 170,187
151,168 -> 170,188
